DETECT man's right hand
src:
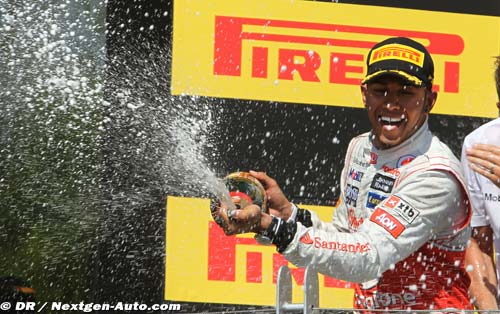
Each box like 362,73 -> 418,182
249,170 -> 292,220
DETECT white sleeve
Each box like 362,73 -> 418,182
280,170 -> 467,283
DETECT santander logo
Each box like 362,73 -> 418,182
299,232 -> 314,244
299,232 -> 370,253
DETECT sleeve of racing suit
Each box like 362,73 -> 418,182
461,137 -> 488,227
267,206 -> 341,251
273,169 -> 467,283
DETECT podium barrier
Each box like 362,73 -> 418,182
276,265 -> 319,314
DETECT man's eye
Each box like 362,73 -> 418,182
372,89 -> 387,96
401,91 -> 414,95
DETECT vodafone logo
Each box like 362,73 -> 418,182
348,208 -> 364,230
370,208 -> 405,238
382,165 -> 400,176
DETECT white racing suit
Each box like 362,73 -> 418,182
269,122 -> 473,311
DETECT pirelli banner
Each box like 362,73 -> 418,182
171,0 -> 499,118
167,0 -> 500,307
165,196 -> 354,308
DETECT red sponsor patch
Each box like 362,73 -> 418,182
381,195 -> 419,224
348,208 -> 364,231
370,152 -> 378,164
397,154 -> 416,167
382,165 -> 400,176
299,232 -> 314,245
370,207 -> 405,238
382,195 -> 401,209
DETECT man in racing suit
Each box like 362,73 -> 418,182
213,37 -> 473,312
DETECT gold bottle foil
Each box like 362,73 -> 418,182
223,172 -> 268,213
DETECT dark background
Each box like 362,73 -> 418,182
1,1 -> 495,313
102,0 -> 498,312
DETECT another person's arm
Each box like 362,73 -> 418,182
466,226 -> 498,310
462,140 -> 499,309
466,144 -> 500,188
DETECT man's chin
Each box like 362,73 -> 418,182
376,135 -> 403,149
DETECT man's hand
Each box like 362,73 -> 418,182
466,144 -> 500,188
249,170 -> 293,220
211,202 -> 272,236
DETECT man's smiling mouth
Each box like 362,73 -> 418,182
378,114 -> 406,130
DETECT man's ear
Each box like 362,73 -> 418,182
424,90 -> 438,113
361,85 -> 368,107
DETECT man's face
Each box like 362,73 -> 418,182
362,76 -> 437,149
